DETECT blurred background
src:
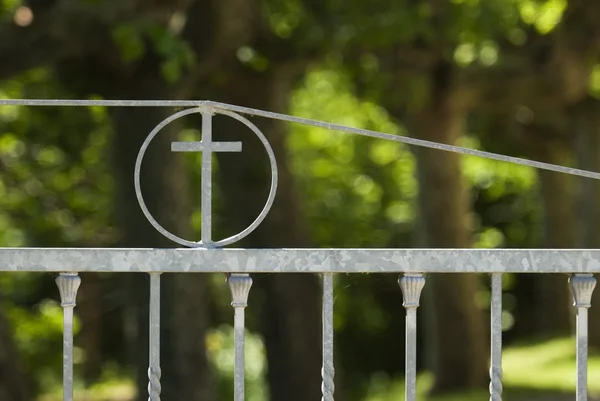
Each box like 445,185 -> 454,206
1,0 -> 600,400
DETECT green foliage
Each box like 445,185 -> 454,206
0,0 -> 21,19
111,22 -> 196,82
263,0 -> 305,39
111,24 -> 146,63
0,71 -> 116,394
146,23 -> 196,83
590,65 -> 600,99
206,326 -> 267,401
290,67 -> 539,250
8,299 -> 78,391
290,68 -> 415,248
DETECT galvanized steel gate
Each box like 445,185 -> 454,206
0,99 -> 598,401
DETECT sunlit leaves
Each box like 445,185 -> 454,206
519,0 -> 567,34
289,68 -> 416,247
590,65 -> 600,99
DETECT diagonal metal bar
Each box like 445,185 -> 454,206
1,99 -> 600,180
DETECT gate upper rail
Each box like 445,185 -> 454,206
1,247 -> 600,273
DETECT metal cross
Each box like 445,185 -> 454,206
171,111 -> 242,245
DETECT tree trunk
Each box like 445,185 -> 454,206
533,139 -> 575,337
77,273 -> 104,385
572,98 -> 600,348
409,79 -> 488,393
210,66 -> 324,401
0,302 -> 31,401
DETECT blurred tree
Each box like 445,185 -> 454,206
0,296 -> 31,401
325,0 -> 600,391
2,0 -> 600,400
572,96 -> 600,348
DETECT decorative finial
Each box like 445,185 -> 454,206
56,273 -> 81,307
569,274 -> 597,308
399,273 -> 425,308
228,274 -> 253,308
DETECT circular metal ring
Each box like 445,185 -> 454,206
134,106 -> 278,248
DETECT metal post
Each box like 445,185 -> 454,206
569,273 -> 596,401
56,272 -> 81,401
148,273 -> 162,401
399,273 -> 425,401
228,273 -> 253,401
322,273 -> 335,401
489,273 -> 503,401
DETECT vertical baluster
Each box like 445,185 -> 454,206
489,273 -> 503,401
399,273 -> 425,401
148,273 -> 162,401
569,273 -> 597,401
228,273 -> 253,401
322,273 -> 335,401
56,272 -> 81,401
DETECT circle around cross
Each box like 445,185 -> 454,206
134,106 -> 278,248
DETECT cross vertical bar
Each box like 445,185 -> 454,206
228,274 -> 253,401
148,273 -> 162,401
56,272 -> 81,401
322,273 -> 335,401
201,111 -> 213,244
489,273 -> 503,401
569,273 -> 596,401
399,273 -> 425,401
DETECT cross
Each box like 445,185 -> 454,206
171,111 -> 242,245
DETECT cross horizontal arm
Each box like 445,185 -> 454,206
171,141 -> 242,152
1,248 -> 600,273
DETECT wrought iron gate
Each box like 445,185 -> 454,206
0,99 -> 598,401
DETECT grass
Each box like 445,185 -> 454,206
39,336 -> 600,401
366,336 -> 600,401
503,337 -> 600,393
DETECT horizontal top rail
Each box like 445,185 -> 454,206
1,248 -> 600,273
2,99 -> 600,181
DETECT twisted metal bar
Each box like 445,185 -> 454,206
148,367 -> 162,401
148,273 -> 162,401
56,273 -> 81,401
322,273 -> 335,401
1,99 -> 600,181
489,367 -> 503,401
569,274 -> 597,401
399,273 -> 425,401
489,273 -> 503,401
